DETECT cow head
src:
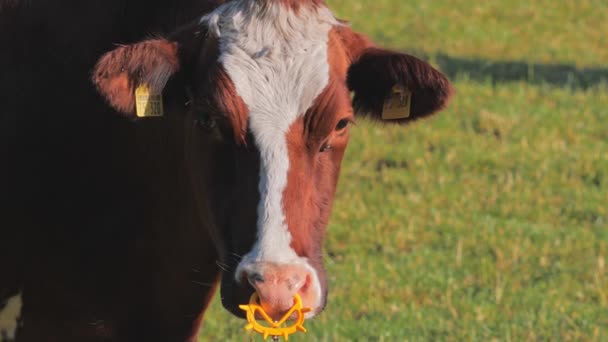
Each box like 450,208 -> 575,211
92,0 -> 452,321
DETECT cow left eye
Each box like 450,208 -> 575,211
194,117 -> 216,131
335,119 -> 349,131
319,143 -> 332,152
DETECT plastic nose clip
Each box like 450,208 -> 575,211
239,293 -> 312,341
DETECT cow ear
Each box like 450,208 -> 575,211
92,38 -> 180,116
347,48 -> 453,123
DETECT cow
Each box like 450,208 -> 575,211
0,0 -> 452,340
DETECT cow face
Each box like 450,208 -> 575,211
92,0 -> 452,321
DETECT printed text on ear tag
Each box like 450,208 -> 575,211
382,85 -> 411,120
135,84 -> 164,118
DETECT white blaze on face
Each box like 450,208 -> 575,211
201,0 -> 337,307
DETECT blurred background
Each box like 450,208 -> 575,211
201,0 -> 608,340
0,1 -> 604,341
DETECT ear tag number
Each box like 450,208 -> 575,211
382,85 -> 411,120
135,84 -> 164,117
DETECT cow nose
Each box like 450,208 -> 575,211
244,263 -> 313,320
247,271 -> 265,285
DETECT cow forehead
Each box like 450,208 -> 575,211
201,1 -> 338,135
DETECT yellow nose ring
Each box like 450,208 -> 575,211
239,293 -> 312,340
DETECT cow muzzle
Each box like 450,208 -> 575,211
239,262 -> 320,321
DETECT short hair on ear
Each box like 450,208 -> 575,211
347,47 -> 453,123
92,39 -> 180,116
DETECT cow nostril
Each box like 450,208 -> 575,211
247,272 -> 265,285
287,274 -> 304,291
300,274 -> 311,292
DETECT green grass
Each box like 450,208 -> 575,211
2,1 -> 604,341
199,1 -> 608,341
330,0 -> 608,67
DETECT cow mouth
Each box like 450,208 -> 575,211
246,295 -> 304,322
219,270 -> 255,319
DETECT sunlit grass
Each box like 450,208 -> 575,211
200,1 -> 607,341
1,1 -> 605,341
201,79 -> 608,340
329,0 -> 608,67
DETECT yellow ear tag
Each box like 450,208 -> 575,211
382,85 -> 411,120
239,293 -> 311,341
135,84 -> 164,117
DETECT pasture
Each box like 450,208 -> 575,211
0,1 -> 605,341
201,0 -> 608,340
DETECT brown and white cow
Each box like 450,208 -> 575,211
1,0 -> 451,340
92,0 -> 452,322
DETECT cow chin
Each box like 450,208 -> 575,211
219,269 -> 254,319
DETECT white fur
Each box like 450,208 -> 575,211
0,292 -> 22,339
201,0 -> 337,313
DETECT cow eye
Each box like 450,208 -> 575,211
335,118 -> 350,131
319,143 -> 332,152
194,116 -> 216,131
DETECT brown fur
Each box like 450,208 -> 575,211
0,0 -> 26,10
2,0 -> 226,341
333,25 -> 374,64
188,36 -> 250,144
80,3 -> 456,333
282,80 -> 353,308
213,69 -> 250,144
333,25 -> 454,123
347,48 -> 454,122
93,39 -> 180,114
2,0 -> 453,340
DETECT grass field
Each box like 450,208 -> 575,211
200,1 -> 608,341
1,1 -> 605,341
